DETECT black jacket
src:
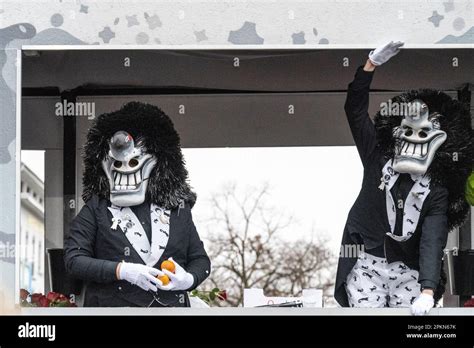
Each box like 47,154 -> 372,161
334,66 -> 449,307
64,194 -> 211,307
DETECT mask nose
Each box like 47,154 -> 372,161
110,131 -> 134,161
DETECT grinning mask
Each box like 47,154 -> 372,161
392,99 -> 447,175
102,131 -> 157,207
83,102 -> 198,210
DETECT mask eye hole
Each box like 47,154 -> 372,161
129,158 -> 139,168
418,130 -> 428,138
113,160 -> 123,168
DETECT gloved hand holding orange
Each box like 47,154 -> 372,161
155,258 -> 194,291
161,260 -> 176,273
156,260 -> 175,286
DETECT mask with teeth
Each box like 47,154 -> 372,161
374,89 -> 473,231
392,99 -> 447,175
84,102 -> 200,210
102,131 -> 157,207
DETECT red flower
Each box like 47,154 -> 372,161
20,289 -> 30,301
217,290 -> 227,301
30,293 -> 43,305
38,295 -> 50,307
463,298 -> 474,307
46,292 -> 60,302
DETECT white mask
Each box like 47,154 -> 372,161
102,131 -> 157,207
392,100 -> 447,175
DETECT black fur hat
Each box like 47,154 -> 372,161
374,89 -> 474,230
82,101 -> 196,209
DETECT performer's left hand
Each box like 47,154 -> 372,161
411,291 -> 434,315
368,40 -> 404,66
157,257 -> 195,291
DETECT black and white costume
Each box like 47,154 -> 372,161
64,102 -> 210,307
346,253 -> 420,307
335,50 -> 473,311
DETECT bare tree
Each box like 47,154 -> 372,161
200,183 -> 335,307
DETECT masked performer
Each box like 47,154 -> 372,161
335,41 -> 473,315
64,102 -> 210,307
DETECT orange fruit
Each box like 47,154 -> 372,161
161,260 -> 176,273
157,274 -> 170,286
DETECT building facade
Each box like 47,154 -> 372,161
20,164 -> 45,294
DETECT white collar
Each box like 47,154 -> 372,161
108,203 -> 170,266
379,160 -> 431,241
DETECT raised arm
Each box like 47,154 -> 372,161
344,60 -> 377,165
344,41 -> 404,165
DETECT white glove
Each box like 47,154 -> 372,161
157,258 -> 195,291
368,41 -> 404,66
411,293 -> 435,316
118,261 -> 163,292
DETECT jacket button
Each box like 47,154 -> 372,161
118,286 -> 122,291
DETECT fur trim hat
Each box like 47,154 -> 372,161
82,101 -> 196,209
374,89 -> 473,230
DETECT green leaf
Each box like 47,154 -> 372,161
212,287 -> 220,293
54,301 -> 70,307
209,292 -> 216,301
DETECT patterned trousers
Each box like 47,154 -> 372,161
345,252 -> 421,307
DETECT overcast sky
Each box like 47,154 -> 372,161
183,146 -> 362,255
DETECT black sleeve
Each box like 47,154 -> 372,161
418,189 -> 449,289
184,208 -> 211,290
344,66 -> 377,166
64,198 -> 119,283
